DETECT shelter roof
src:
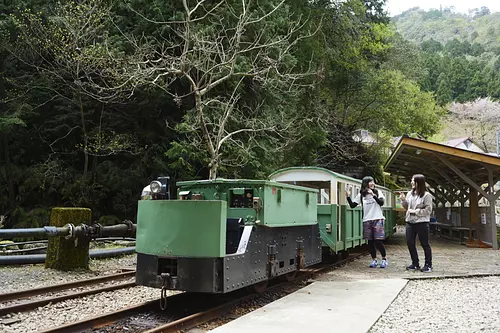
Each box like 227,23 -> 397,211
384,136 -> 500,188
443,137 -> 472,148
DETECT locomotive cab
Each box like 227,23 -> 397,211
135,179 -> 322,294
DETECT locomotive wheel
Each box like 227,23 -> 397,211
252,280 -> 269,293
282,271 -> 298,282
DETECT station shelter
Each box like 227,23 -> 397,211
384,136 -> 500,250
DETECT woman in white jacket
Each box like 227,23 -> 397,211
400,174 -> 433,273
346,176 -> 388,268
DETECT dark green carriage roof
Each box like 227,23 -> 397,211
176,178 -> 319,193
269,166 -> 392,192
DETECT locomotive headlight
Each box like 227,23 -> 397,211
150,181 -> 162,194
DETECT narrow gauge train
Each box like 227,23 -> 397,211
135,167 -> 396,295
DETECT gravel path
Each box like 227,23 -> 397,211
369,276 -> 500,333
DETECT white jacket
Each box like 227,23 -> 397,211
402,191 -> 433,223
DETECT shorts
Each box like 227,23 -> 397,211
363,219 -> 386,240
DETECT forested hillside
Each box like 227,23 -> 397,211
393,7 -> 500,103
0,0 -> 442,228
393,7 -> 500,153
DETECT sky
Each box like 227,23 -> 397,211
385,0 -> 500,16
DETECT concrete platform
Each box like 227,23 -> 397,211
210,279 -> 408,333
209,226 -> 500,333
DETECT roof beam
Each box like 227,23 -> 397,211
435,153 -> 489,198
426,161 -> 462,191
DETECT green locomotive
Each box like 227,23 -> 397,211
135,167 -> 396,294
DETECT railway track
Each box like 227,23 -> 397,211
40,251 -> 366,333
0,269 -> 136,316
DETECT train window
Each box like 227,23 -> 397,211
347,185 -> 353,197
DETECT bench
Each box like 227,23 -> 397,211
432,222 -> 476,244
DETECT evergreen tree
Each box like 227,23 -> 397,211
436,73 -> 453,106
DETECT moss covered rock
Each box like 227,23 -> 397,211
45,208 -> 92,271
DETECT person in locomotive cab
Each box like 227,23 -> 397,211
399,174 -> 433,273
346,176 -> 388,268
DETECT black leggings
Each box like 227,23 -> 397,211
406,222 -> 432,267
368,239 -> 386,259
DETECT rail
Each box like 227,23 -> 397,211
40,251 -> 366,333
0,270 -> 136,316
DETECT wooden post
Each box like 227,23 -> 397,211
467,187 -> 478,244
467,187 -> 488,248
45,208 -> 92,270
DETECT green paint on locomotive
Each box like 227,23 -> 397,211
136,179 -> 319,258
136,200 -> 227,257
176,179 -> 318,227
136,178 -> 397,259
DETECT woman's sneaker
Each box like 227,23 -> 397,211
369,259 -> 378,268
406,264 -> 420,270
420,265 -> 432,273
380,259 -> 388,268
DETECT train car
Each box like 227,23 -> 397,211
136,179 -> 322,294
135,167 -> 397,297
269,166 -> 397,255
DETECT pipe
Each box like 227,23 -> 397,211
0,226 -> 70,238
0,247 -> 136,265
0,247 -> 48,255
0,223 -> 136,240
0,240 -> 48,248
0,237 -> 136,249
97,224 -> 136,238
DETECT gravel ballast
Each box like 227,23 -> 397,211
369,276 -> 500,333
0,254 -> 169,333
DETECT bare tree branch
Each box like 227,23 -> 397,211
127,0 -> 319,178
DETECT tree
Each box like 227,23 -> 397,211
0,2 -> 30,215
446,98 -> 500,152
125,0 -> 319,179
421,38 -> 443,53
11,0 -> 137,182
436,73 -> 453,106
382,32 -> 425,83
363,0 -> 389,24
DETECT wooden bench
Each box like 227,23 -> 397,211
432,222 -> 475,244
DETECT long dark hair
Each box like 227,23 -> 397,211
360,176 -> 378,197
412,174 -> 426,197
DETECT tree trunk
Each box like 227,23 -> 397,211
194,91 -> 217,179
78,95 -> 89,180
2,134 -> 15,207
209,160 -> 217,180
0,58 -> 14,208
45,207 -> 92,270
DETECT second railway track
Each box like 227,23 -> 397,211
0,269 -> 136,316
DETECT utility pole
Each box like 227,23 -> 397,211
497,129 -> 500,156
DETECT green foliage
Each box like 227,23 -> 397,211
0,0 -> 446,227
436,73 -> 453,106
393,7 -> 500,103
0,113 -> 25,132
